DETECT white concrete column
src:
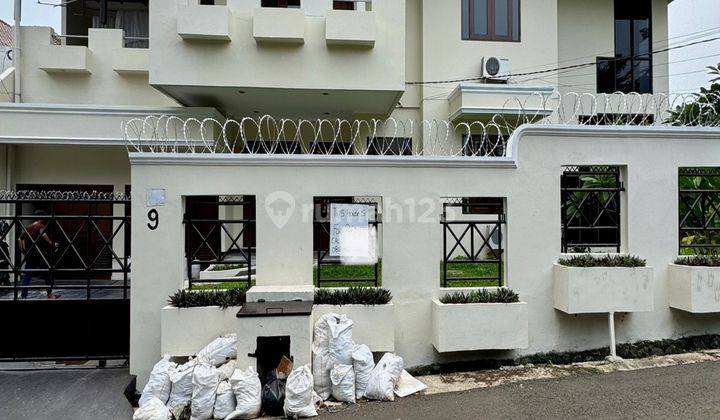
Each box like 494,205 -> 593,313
254,189 -> 314,286
129,175 -> 185,387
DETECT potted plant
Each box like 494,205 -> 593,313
313,287 -> 395,352
161,288 -> 246,357
431,288 -> 528,352
553,254 -> 653,314
669,255 -> 720,313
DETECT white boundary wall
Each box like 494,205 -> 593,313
129,124 -> 720,386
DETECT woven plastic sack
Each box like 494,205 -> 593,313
228,366 -> 262,419
213,380 -> 236,419
139,355 -> 177,407
327,315 -> 353,367
364,353 -> 404,401
284,365 -> 318,418
190,362 -> 220,420
330,364 -> 356,403
351,344 -> 375,399
133,397 -> 172,420
167,358 -> 198,416
196,334 -> 237,367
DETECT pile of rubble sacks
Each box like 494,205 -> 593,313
134,313 -> 421,420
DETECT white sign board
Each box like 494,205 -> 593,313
329,203 -> 369,257
146,189 -> 166,207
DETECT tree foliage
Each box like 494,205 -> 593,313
666,63 -> 720,126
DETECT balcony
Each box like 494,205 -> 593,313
38,45 -> 91,74
150,0 -> 405,118
253,7 -> 305,44
325,9 -> 376,47
448,83 -> 555,123
19,27 -> 169,106
177,5 -> 231,41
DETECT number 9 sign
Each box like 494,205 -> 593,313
147,209 -> 159,230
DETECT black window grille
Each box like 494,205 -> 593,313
0,190 -> 130,301
441,197 -> 505,287
313,197 -> 381,287
561,166 -> 624,253
678,167 -> 720,255
183,195 -> 255,289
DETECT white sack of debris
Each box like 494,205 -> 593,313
196,333 -> 238,367
139,355 -> 177,407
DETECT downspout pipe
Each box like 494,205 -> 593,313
12,0 -> 21,103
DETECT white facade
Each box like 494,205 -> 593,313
4,0 -> 715,394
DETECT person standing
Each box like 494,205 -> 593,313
18,210 -> 59,299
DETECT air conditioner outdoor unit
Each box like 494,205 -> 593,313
481,57 -> 510,82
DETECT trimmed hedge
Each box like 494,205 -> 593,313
439,288 -> 520,304
558,254 -> 646,268
314,287 -> 392,305
674,255 -> 720,267
208,264 -> 246,272
168,287 -> 247,308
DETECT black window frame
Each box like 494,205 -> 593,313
462,0 -> 521,42
597,0 -> 653,94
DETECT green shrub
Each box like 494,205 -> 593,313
558,254 -> 646,267
674,255 -> 720,266
439,288 -> 520,304
168,287 -> 247,308
314,287 -> 392,305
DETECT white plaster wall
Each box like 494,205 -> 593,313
128,125 -> 720,386
149,0 -> 404,93
19,27 -> 176,106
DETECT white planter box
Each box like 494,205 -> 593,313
161,305 -> 241,357
313,303 -> 394,352
431,299 -> 528,352
668,263 -> 720,313
553,264 -> 654,314
325,10 -> 376,47
38,45 -> 91,73
253,7 -> 305,44
177,5 -> 231,41
112,48 -> 149,74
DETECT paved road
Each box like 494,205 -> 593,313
0,367 -> 134,420
1,361 -> 719,419
324,361 -> 720,419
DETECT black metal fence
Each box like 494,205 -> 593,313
314,197 -> 381,287
679,167 -> 720,255
0,190 -> 131,300
0,190 -> 130,362
183,195 -> 255,289
441,198 -> 505,287
561,166 -> 624,253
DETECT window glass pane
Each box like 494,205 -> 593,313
614,58 -> 632,93
633,60 -> 651,93
462,0 -> 470,39
615,19 -> 631,58
596,58 -> 615,94
494,0 -> 508,36
634,19 -> 650,56
472,0 -> 488,37
511,0 -> 519,41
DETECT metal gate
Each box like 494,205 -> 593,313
0,190 -> 130,362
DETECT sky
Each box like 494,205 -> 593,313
668,0 -> 720,93
0,0 -> 719,94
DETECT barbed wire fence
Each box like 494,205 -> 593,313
124,90 -> 720,157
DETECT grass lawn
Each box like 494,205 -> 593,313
440,260 -> 502,287
191,281 -> 253,291
314,260 -> 382,288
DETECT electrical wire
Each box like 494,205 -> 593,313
406,35 -> 720,86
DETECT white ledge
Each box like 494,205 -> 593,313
127,153 -> 518,168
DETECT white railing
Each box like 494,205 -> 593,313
124,91 -> 720,157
